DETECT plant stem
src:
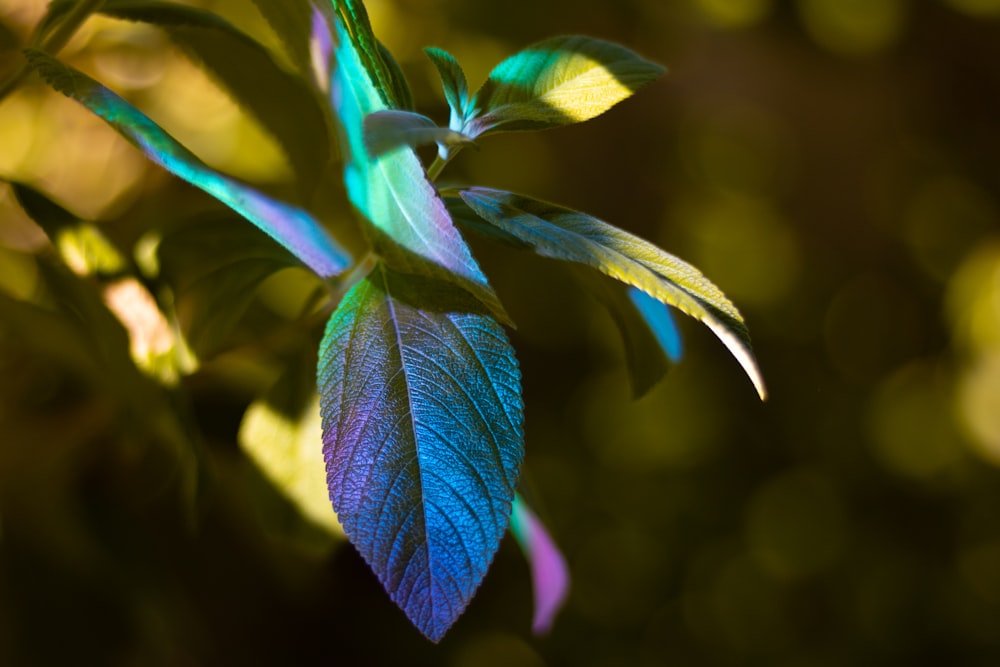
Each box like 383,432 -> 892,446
426,155 -> 448,182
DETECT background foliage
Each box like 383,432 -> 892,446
2,0 -> 1000,664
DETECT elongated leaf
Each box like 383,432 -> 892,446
628,286 -> 682,363
25,50 -> 350,279
93,0 -> 331,202
363,109 -> 473,159
318,263 -> 523,641
424,47 -> 470,132
460,188 -> 766,399
510,494 -> 569,635
465,35 -> 665,139
322,6 -> 507,322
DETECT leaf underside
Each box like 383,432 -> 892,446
318,263 -> 523,641
459,187 -> 766,399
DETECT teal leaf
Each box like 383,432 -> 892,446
324,6 -> 507,322
24,49 -> 350,279
363,110 -> 474,160
510,494 -> 569,635
628,286 -> 683,363
424,47 -> 470,133
94,0 -> 331,202
460,187 -> 766,399
464,35 -> 665,139
318,263 -> 523,641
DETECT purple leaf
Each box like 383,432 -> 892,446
510,495 -> 570,635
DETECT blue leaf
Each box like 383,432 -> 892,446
318,263 -> 523,641
628,286 -> 683,363
24,49 -> 351,279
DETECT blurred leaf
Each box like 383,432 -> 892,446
510,494 -> 569,635
0,258 -> 198,496
424,47 -> 470,132
94,0 -> 331,202
318,263 -> 523,642
10,182 -> 77,233
249,0 -> 314,78
460,187 -> 766,399
155,214 -> 306,359
363,109 -> 473,159
24,49 -> 351,279
465,35 -> 665,139
325,6 -> 508,322
573,268 -> 679,397
239,349 -> 342,543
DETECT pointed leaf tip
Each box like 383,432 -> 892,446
459,187 -> 766,400
319,264 -> 524,640
510,495 -> 569,635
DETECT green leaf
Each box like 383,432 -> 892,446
95,0 -> 331,202
325,7 -> 508,322
24,49 -> 350,279
240,349 -> 342,542
363,110 -> 473,159
464,35 -> 665,139
155,213 -> 305,359
318,262 -> 523,641
460,187 -> 766,399
249,0 -> 315,78
424,47 -> 470,133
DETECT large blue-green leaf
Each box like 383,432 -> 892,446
24,49 -> 350,279
320,3 -> 507,322
460,187 -> 766,399
318,263 -> 523,641
462,35 -> 665,139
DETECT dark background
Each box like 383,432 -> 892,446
2,0 -> 1000,664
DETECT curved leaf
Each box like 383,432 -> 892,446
318,263 -> 523,641
363,110 -> 473,159
94,0 -> 331,202
25,49 -> 350,279
424,47 -> 470,132
460,187 -> 766,399
465,35 -> 665,139
325,8 -> 507,321
510,494 -> 569,635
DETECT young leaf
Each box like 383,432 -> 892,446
460,187 -> 766,399
510,494 -> 569,635
94,0 -> 331,202
363,109 -> 473,159
318,263 -> 523,641
424,47 -> 470,133
324,7 -> 507,321
464,35 -> 665,139
24,49 -> 350,279
628,286 -> 683,363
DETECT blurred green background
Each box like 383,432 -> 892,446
3,0 -> 1000,664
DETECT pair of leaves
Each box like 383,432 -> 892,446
363,35 -> 665,161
